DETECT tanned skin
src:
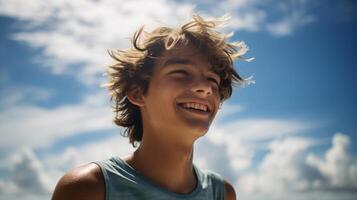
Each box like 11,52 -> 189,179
52,45 -> 236,200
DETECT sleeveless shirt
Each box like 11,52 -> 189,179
94,157 -> 225,200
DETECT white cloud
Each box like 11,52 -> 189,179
11,148 -> 52,194
0,134 -> 133,200
307,133 -> 357,189
267,18 -> 295,36
0,148 -> 52,199
266,14 -> 314,36
209,117 -> 312,143
242,137 -> 314,194
197,114 -> 313,175
0,0 -> 316,86
0,180 -> 18,195
200,0 -> 266,32
39,134 -> 134,194
44,134 -> 134,172
0,0 -> 195,85
0,91 -> 113,148
266,0 -> 315,36
0,85 -> 53,108
236,133 -> 357,200
0,0 -> 52,22
214,103 -> 245,122
229,11 -> 266,32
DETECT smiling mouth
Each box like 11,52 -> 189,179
178,102 -> 211,113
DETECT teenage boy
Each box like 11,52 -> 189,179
52,14 -> 252,200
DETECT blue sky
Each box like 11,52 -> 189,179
0,0 -> 357,200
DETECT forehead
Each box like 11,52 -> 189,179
155,44 -> 211,69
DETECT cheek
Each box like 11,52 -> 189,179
211,96 -> 221,117
211,87 -> 221,102
145,80 -> 178,105
160,77 -> 191,92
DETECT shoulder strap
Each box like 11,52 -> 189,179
207,170 -> 225,200
92,160 -> 110,200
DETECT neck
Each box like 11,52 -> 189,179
124,130 -> 197,194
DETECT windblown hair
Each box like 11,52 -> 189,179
105,14 -> 253,147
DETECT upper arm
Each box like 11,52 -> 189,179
51,163 -> 105,200
224,180 -> 236,200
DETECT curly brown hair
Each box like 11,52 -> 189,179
105,14 -> 253,147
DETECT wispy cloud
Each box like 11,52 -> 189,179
0,0 -> 195,85
0,85 -> 54,108
266,11 -> 314,36
0,0 -> 316,86
0,91 -> 113,149
266,0 -> 315,36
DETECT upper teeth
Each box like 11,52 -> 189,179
182,103 -> 208,112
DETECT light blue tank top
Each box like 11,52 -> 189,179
94,157 -> 225,200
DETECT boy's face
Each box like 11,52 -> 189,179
139,44 -> 221,142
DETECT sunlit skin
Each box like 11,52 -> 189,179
137,44 -> 221,146
124,44 -> 221,193
51,44 -> 236,200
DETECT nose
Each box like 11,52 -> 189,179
190,78 -> 213,96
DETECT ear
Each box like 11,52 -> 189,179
127,86 -> 145,107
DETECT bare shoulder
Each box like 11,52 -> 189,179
52,163 -> 105,200
224,180 -> 236,200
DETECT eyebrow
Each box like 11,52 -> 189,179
163,58 -> 194,67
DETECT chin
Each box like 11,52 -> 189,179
189,125 -> 210,139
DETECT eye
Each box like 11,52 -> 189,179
207,77 -> 220,86
170,70 -> 189,76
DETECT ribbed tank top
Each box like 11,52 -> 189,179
94,157 -> 225,200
